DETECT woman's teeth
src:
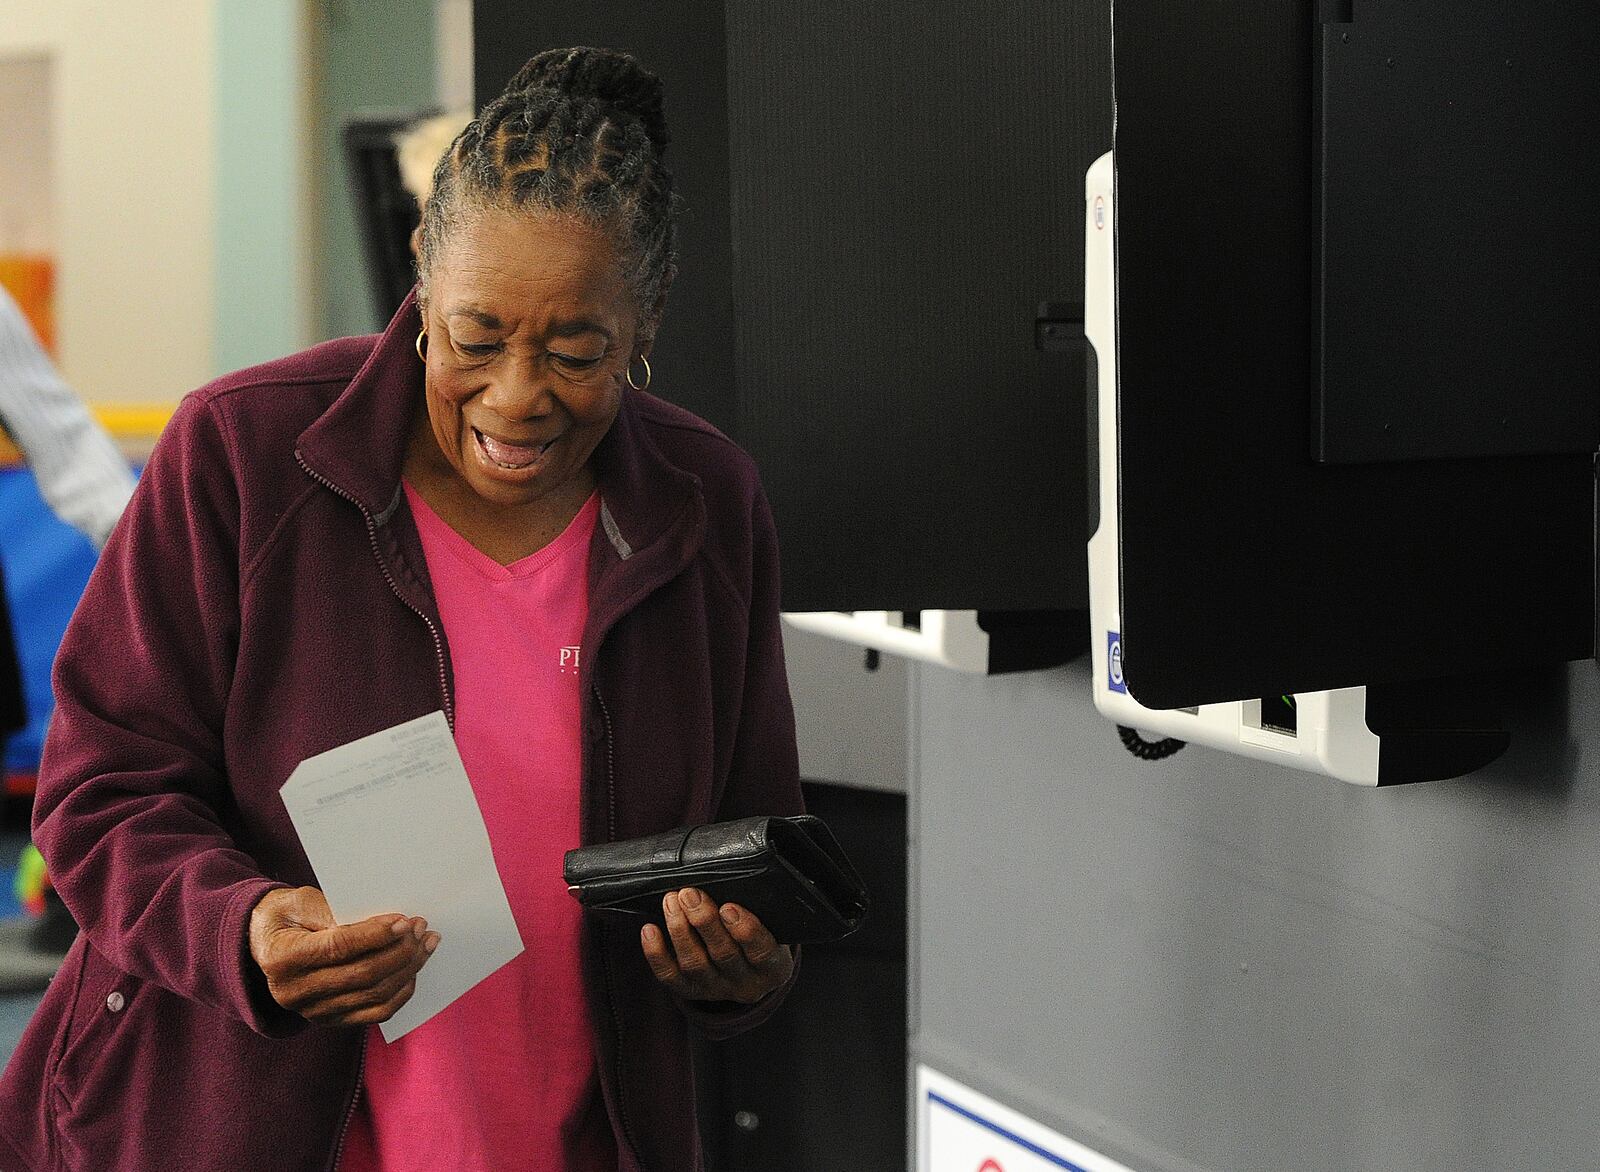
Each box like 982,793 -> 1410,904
476,429 -> 553,469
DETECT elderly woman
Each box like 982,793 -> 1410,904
0,47 -> 800,1172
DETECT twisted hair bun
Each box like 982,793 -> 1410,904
505,46 -> 670,154
418,45 -> 678,334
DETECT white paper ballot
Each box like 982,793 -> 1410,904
280,711 -> 523,1041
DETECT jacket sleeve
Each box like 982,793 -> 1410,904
32,392 -> 298,1037
681,479 -> 805,1039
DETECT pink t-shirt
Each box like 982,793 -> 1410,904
339,485 -> 615,1172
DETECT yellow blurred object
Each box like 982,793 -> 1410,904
0,254 -> 55,355
90,404 -> 176,439
14,844 -> 49,918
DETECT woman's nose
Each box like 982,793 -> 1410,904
481,364 -> 554,419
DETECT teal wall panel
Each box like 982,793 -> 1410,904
214,1 -> 306,373
314,0 -> 435,342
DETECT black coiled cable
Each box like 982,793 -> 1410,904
1116,725 -> 1186,761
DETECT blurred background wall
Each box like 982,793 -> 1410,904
1,0 -> 216,404
214,2 -> 316,373
1,0 -> 462,399
310,0 -> 435,343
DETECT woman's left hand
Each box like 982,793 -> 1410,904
641,888 -> 794,1005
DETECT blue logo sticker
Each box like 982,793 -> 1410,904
1107,632 -> 1126,693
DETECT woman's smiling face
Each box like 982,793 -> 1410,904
417,207 -> 640,516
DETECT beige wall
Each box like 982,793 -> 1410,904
0,56 -> 54,252
1,1 -> 215,404
435,0 -> 474,110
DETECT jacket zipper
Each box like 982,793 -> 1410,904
592,685 -> 647,1170
326,1032 -> 368,1172
593,686 -> 619,843
294,454 -> 454,729
298,453 -> 454,1170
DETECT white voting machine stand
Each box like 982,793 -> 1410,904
782,610 -> 992,673
1084,152 -> 1382,786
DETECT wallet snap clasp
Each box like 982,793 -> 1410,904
649,827 -> 694,870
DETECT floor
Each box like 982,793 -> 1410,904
0,988 -> 39,1064
0,829 -> 48,1065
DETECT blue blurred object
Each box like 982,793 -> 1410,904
0,868 -> 20,919
0,466 -> 103,774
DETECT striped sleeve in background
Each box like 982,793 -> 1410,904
0,283 -> 137,550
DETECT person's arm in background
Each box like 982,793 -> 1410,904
0,283 -> 136,550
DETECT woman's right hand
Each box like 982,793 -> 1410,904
248,886 -> 440,1027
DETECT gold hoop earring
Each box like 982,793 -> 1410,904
415,328 -> 428,363
626,354 -> 652,391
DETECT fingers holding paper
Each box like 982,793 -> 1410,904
248,886 -> 441,1027
641,887 -> 794,1005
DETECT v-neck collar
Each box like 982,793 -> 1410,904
402,482 -> 600,582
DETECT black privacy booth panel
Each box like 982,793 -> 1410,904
1111,1 -> 1598,710
476,3 -> 739,444
475,2 -> 1111,616
1315,4 -> 1600,464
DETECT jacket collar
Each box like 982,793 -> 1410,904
295,290 -> 704,574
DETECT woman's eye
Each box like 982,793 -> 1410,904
551,352 -> 604,369
456,341 -> 499,358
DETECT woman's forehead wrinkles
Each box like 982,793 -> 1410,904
449,305 -> 503,329
547,319 -> 612,340
446,301 -> 614,342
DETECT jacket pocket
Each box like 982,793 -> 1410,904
49,946 -> 139,1116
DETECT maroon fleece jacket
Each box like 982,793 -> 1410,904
0,295 -> 802,1172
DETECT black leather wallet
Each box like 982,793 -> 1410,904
563,815 -> 869,944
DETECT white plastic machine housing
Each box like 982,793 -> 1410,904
1084,151 -> 1381,786
781,611 -> 991,673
